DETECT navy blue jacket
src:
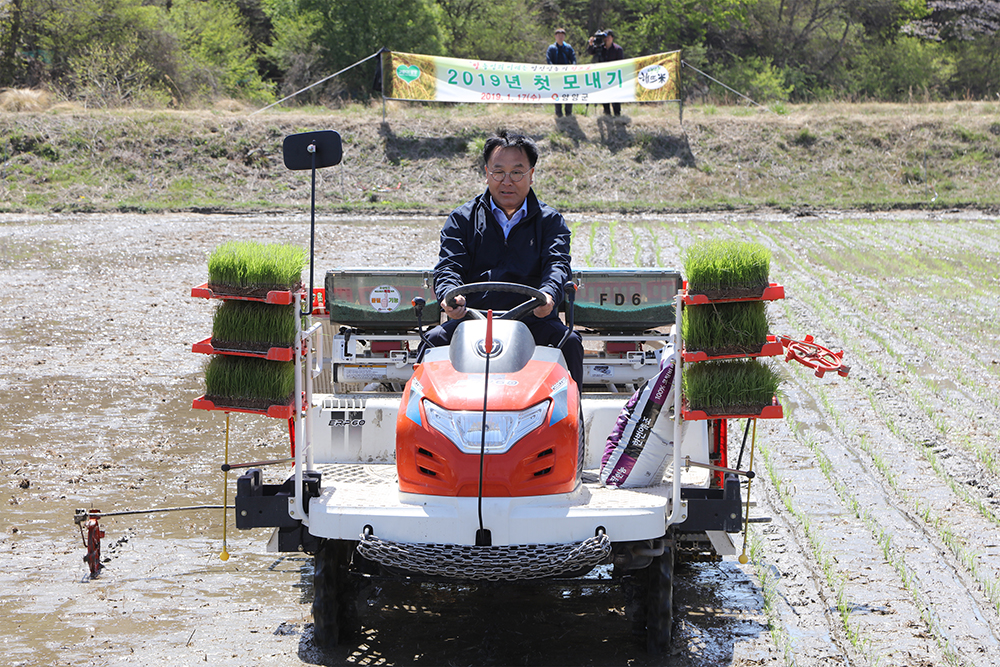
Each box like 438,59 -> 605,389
433,189 -> 572,320
587,41 -> 624,63
546,42 -> 576,66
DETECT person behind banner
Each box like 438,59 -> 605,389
424,130 -> 584,389
586,29 -> 625,116
546,28 -> 576,118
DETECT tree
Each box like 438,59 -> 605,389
33,0 -> 162,81
720,0 -> 930,100
68,33 -> 160,107
618,0 -> 751,55
0,0 -> 25,87
264,0 -> 443,99
905,0 -> 1000,40
168,0 -> 274,104
437,0 -> 547,62
820,0 -> 927,44
905,1 -> 1000,98
8,0 -> 171,102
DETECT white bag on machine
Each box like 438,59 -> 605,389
600,355 -> 678,488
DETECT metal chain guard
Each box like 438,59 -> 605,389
357,532 -> 612,581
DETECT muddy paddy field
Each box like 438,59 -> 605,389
2,210 -> 1000,666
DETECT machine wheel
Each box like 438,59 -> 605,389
618,568 -> 648,637
645,540 -> 675,655
312,539 -> 360,648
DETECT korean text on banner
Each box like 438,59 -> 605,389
382,51 -> 680,105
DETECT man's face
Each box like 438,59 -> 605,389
485,146 -> 533,215
604,34 -> 614,47
555,32 -> 565,45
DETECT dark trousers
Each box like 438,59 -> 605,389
602,102 -> 621,116
555,104 -> 573,117
423,316 -> 584,389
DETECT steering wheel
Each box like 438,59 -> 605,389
441,282 -> 548,321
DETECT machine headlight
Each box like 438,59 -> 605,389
423,400 -> 550,454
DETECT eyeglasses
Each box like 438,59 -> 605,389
488,170 -> 529,183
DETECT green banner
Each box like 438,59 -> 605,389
383,51 -> 680,105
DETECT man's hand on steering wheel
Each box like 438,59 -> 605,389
533,292 -> 555,318
441,282 -> 549,321
444,294 -> 467,320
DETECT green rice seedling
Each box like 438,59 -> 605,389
684,239 -> 771,297
204,356 -> 296,408
746,529 -> 798,667
683,301 -> 770,354
585,222 -> 598,267
207,241 -> 307,295
608,220 -> 619,267
683,358 -> 782,413
211,301 -> 296,351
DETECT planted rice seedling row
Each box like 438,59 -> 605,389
755,439 -> 881,663
745,529 -> 798,667
786,430 -> 966,665
584,222 -> 599,267
629,222 -> 644,266
771,277 -> 1000,628
792,395 -> 1000,656
607,220 -> 619,267
773,238 -> 1000,489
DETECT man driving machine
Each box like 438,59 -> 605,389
423,129 -> 584,388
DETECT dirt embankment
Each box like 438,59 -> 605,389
2,101 -> 999,216
3,210 -> 1000,666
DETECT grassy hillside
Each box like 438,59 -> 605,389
2,100 -> 998,215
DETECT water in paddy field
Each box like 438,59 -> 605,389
3,210 -> 999,666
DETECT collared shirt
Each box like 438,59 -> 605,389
490,196 -> 528,239
434,188 -> 572,315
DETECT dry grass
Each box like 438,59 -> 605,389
213,98 -> 256,113
0,88 -> 53,112
0,100 -> 998,213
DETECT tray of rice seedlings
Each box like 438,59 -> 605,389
196,241 -> 307,302
195,356 -> 297,418
191,301 -> 297,361
682,239 -> 783,303
682,301 -> 783,361
681,358 -> 783,420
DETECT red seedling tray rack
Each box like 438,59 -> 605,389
191,337 -> 295,362
682,283 -> 785,305
683,335 -> 784,362
681,400 -> 783,421
191,283 -> 302,305
192,395 -> 296,419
